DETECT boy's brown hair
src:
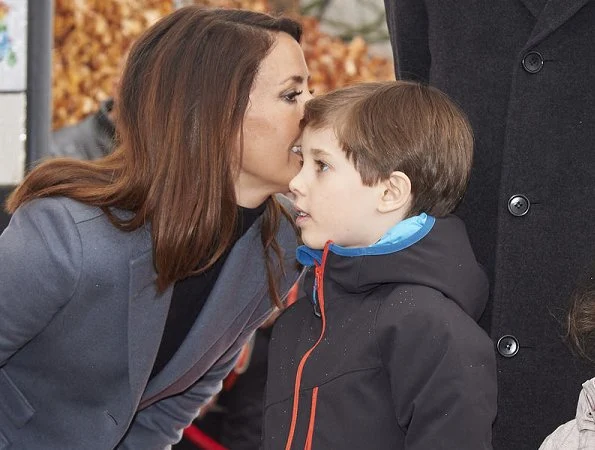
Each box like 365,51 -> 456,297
301,80 -> 474,217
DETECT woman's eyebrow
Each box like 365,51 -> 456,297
279,74 -> 311,85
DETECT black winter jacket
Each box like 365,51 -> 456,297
263,215 -> 497,450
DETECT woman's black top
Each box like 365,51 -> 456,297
150,202 -> 267,379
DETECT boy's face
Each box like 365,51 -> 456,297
289,126 -> 385,249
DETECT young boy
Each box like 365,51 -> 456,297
262,81 -> 497,450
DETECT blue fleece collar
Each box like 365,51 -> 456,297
296,213 -> 435,266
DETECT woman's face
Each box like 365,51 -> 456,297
237,32 -> 312,207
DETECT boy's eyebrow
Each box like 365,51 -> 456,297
310,147 -> 332,158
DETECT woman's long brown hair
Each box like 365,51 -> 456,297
7,7 -> 301,306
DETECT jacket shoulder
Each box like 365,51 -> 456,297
375,283 -> 492,353
49,196 -> 104,224
12,196 -> 100,229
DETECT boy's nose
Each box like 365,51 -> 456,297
288,171 -> 304,197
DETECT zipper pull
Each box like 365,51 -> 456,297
313,299 -> 321,318
312,266 -> 322,318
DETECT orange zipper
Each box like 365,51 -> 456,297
304,387 -> 319,450
284,244 -> 330,450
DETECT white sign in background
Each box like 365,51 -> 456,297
0,0 -> 27,185
0,0 -> 27,92
0,93 -> 25,184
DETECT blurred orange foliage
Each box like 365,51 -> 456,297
52,0 -> 394,129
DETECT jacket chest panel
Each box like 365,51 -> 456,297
266,294 -> 404,450
269,294 -> 383,400
263,367 -> 403,450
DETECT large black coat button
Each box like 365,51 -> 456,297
508,194 -> 530,216
497,335 -> 519,358
522,51 -> 544,73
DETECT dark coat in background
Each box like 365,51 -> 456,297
384,0 -> 595,448
0,187 -> 12,233
49,99 -> 116,160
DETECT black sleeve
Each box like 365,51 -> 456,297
217,328 -> 272,449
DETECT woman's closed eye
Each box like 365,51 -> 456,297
291,145 -> 304,166
283,90 -> 303,103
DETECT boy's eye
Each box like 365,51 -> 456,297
315,160 -> 329,172
284,90 -> 303,103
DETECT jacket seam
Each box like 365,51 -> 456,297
244,255 -> 299,330
264,365 -> 382,410
33,199 -> 84,305
373,293 -> 407,435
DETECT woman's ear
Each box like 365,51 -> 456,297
377,171 -> 412,213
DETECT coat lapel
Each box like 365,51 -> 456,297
518,0 -> 548,18
522,0 -> 591,50
141,219 -> 270,401
127,229 -> 173,405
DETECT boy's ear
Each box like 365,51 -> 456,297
378,171 -> 412,213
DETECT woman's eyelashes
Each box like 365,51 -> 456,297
283,90 -> 303,103
282,86 -> 314,103
291,145 -> 304,166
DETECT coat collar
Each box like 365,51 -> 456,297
521,0 -> 591,50
125,212 -> 298,404
140,219 -> 269,401
127,247 -> 172,406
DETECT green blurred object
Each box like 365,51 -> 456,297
7,49 -> 16,66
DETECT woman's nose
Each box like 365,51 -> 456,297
299,90 -> 314,115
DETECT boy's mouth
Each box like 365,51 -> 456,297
294,206 -> 311,224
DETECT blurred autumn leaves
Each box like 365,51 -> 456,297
52,0 -> 394,129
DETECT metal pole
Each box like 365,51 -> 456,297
25,0 -> 53,168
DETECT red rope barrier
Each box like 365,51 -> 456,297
183,424 -> 228,450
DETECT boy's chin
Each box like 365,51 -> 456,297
301,235 -> 325,250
